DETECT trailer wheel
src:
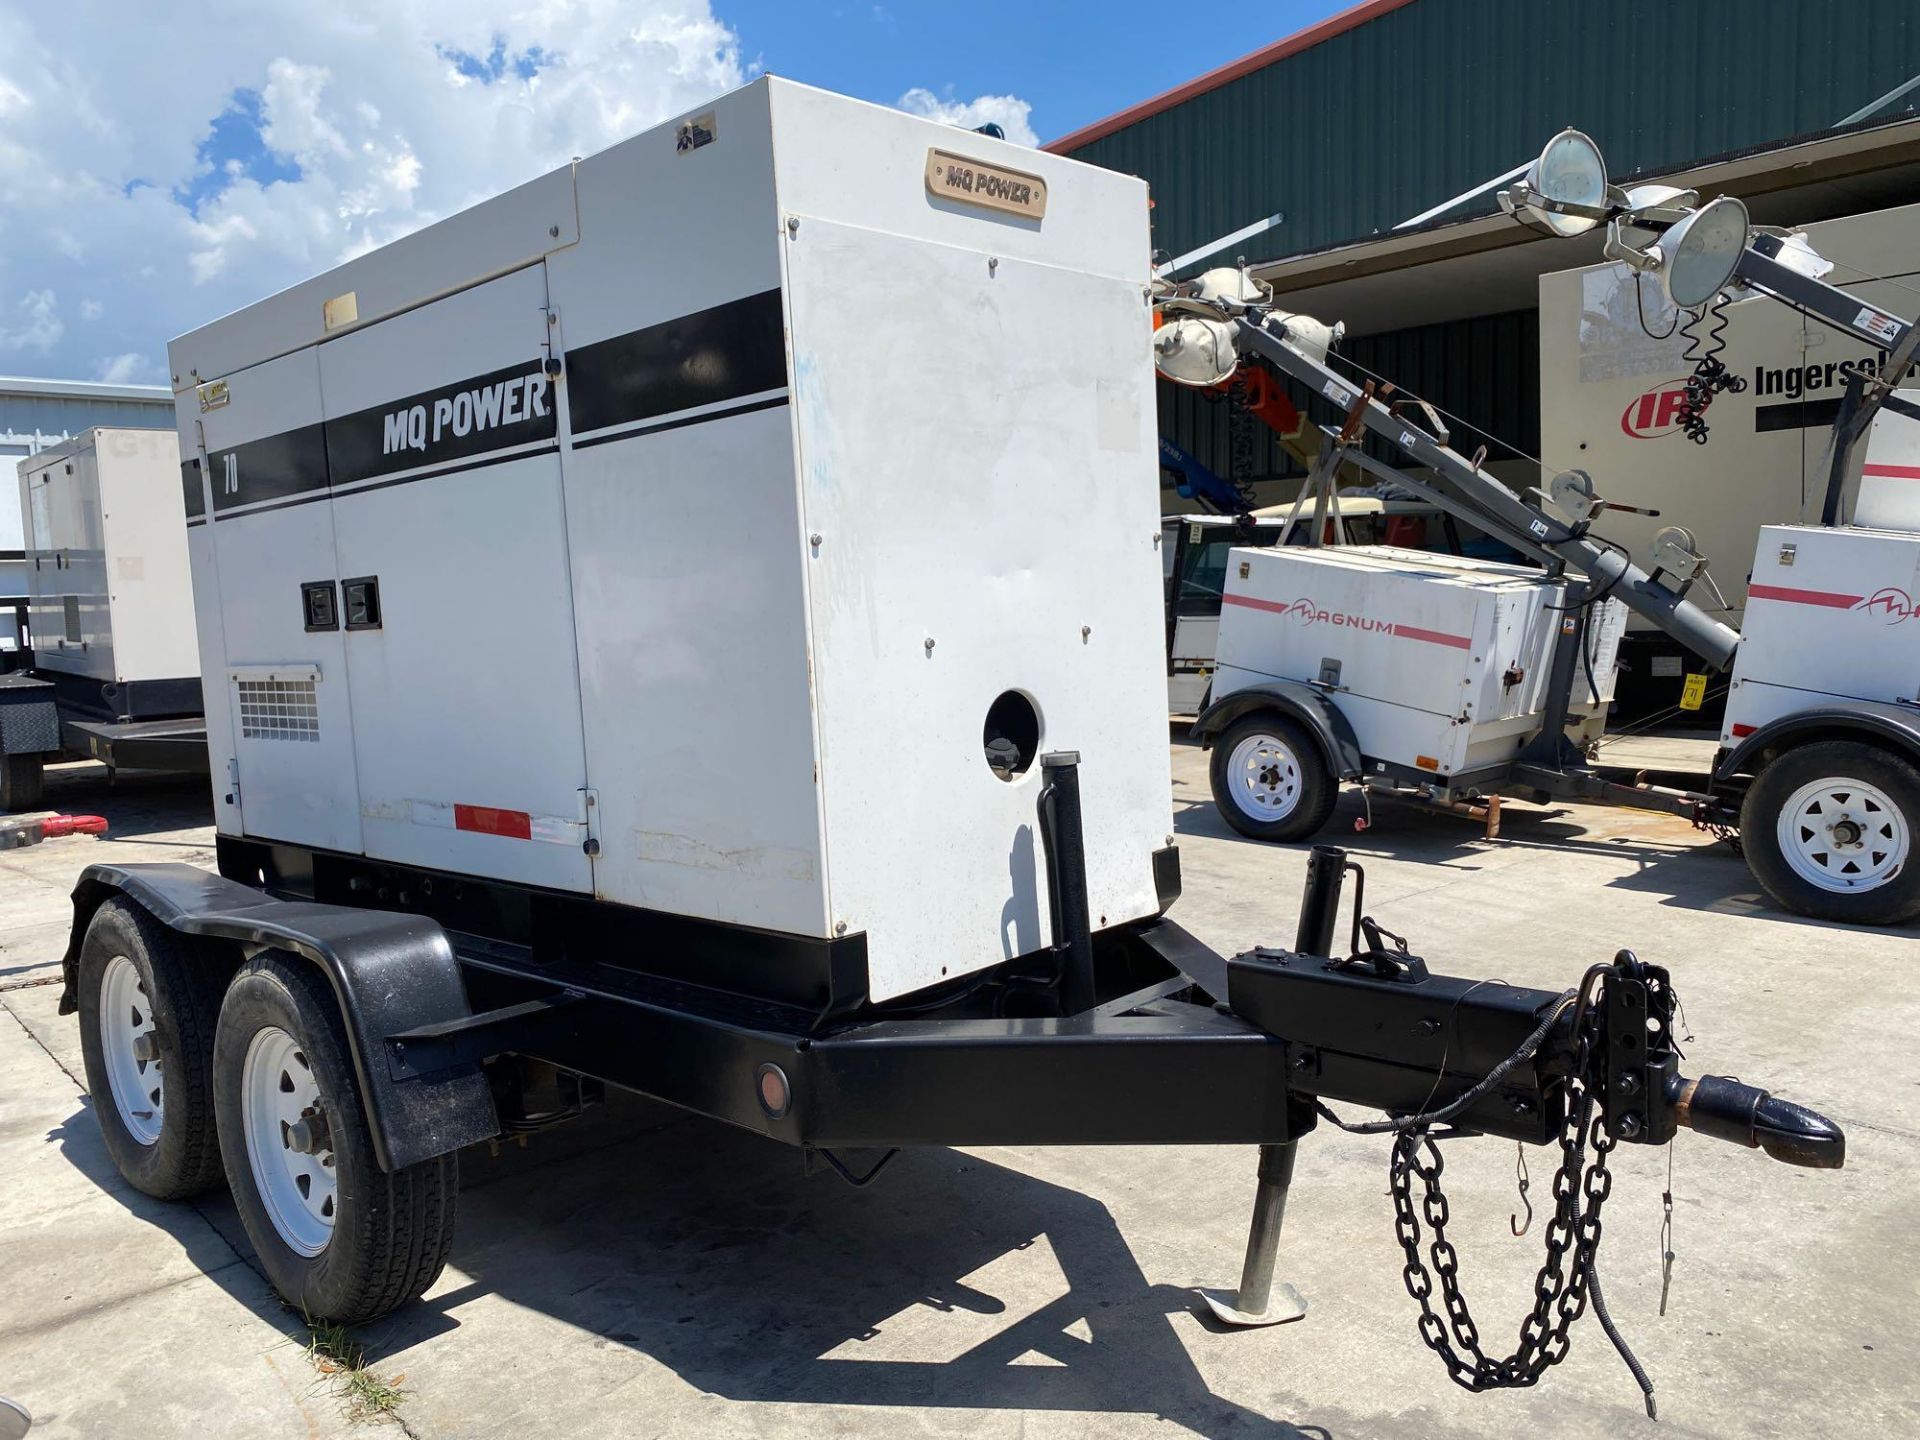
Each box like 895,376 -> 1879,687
213,954 -> 457,1322
1209,713 -> 1337,842
1741,739 -> 1920,926
76,898 -> 225,1199
1,753 -> 44,812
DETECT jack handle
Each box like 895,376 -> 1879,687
1667,1073 -> 1846,1169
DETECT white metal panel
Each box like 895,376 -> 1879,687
785,217 -> 1170,1001
767,79 -> 1148,288
170,166 -> 580,387
196,348 -> 362,853
1725,523 -> 1920,743
1856,390 -> 1920,533
179,456 -> 236,831
318,265 -> 592,893
92,428 -> 198,683
544,81 -> 778,366
559,402 -> 829,933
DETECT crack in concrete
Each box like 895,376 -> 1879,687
1,994 -> 83,1089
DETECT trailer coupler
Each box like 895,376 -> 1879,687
1209,845 -> 1844,1413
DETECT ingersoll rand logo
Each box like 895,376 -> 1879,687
1280,598 -> 1392,634
1620,382 -> 1691,439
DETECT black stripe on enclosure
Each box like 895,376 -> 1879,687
1755,398 -> 1843,433
180,458 -> 204,519
326,361 -> 558,486
207,424 -> 328,513
217,444 -> 560,521
566,289 -> 788,437
569,395 -> 790,451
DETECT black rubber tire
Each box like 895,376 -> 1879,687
1208,712 -> 1338,843
1740,739 -> 1920,926
213,953 -> 457,1323
76,898 -> 226,1199
1,753 -> 45,812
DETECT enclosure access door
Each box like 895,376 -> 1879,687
198,346 -> 364,854
316,265 -> 593,891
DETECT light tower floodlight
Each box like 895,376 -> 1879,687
1499,129 -> 1615,236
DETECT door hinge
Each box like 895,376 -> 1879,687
224,757 -> 241,809
580,787 -> 600,858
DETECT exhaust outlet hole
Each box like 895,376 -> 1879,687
983,691 -> 1041,781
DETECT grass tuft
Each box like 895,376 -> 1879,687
302,1315 -> 408,1422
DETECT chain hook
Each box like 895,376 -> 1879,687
1509,1142 -> 1532,1237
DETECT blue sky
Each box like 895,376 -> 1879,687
0,1 -> 1350,384
716,1 -> 1345,143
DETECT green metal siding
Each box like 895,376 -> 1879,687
1065,0 -> 1920,269
1163,308 -> 1538,490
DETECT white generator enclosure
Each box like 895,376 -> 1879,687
17,427 -> 199,688
1213,546 -> 1623,780
168,78 -> 1171,1002
1726,523 -> 1920,743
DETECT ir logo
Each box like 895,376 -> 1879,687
222,453 -> 238,495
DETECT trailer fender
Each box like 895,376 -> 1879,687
61,862 -> 497,1171
1715,702 -> 1920,787
1190,682 -> 1365,781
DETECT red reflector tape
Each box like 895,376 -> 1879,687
453,804 -> 533,840
1730,723 -> 1757,738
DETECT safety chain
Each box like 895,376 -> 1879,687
1387,1014 -> 1619,1395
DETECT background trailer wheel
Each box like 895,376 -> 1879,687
1209,713 -> 1338,843
0,753 -> 45,813
1740,739 -> 1920,926
213,954 -> 457,1324
75,898 -> 224,1199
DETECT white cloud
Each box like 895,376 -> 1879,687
0,1 -> 749,383
0,289 -> 63,352
94,351 -> 150,384
896,87 -> 1038,148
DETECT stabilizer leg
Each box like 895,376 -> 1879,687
1200,1138 -> 1308,1327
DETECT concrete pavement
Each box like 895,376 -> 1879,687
2,753 -> 1915,1437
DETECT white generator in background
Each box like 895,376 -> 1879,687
170,75 -> 1171,1004
2,428 -> 205,809
19,428 -> 199,698
1209,545 -> 1623,830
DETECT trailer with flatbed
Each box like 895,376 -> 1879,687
62,84 -> 1843,1417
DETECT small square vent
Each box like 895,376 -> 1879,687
236,675 -> 320,742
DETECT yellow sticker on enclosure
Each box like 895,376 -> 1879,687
1679,674 -> 1708,711
925,149 -> 1047,220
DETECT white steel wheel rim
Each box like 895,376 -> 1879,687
98,955 -> 164,1146
1227,732 -> 1305,821
241,1026 -> 337,1257
1776,775 -> 1911,894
